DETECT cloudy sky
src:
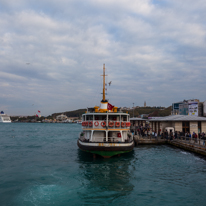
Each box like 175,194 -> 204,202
0,0 -> 206,116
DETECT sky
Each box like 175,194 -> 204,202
0,0 -> 206,116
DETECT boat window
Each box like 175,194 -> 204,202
108,115 -> 119,121
3,117 -> 10,121
121,115 -> 127,121
86,115 -> 93,120
94,115 -> 106,120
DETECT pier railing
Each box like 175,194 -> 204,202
134,133 -> 206,148
174,136 -> 206,147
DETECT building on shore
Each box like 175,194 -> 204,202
140,114 -> 149,118
204,100 -> 206,117
172,99 -> 203,116
56,114 -> 68,121
149,115 -> 206,134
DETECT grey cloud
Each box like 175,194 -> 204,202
0,0 -> 206,115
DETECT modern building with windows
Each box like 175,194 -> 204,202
172,99 -> 203,116
204,100 -> 206,117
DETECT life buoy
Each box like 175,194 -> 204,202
126,122 -> 131,127
94,121 -> 99,127
85,121 -> 88,126
89,121 -> 93,127
101,121 -> 106,127
82,122 -> 85,126
121,122 -> 125,127
108,121 -> 114,127
115,122 -> 120,127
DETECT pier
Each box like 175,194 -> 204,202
134,135 -> 167,145
169,138 -> 206,156
134,135 -> 206,156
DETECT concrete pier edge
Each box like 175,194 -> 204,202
134,135 -> 206,156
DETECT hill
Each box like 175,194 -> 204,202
52,106 -> 172,119
51,108 -> 87,119
127,106 -> 172,117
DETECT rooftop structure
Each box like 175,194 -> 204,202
172,99 -> 203,116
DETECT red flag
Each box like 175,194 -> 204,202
38,110 -> 41,113
36,114 -> 38,117
107,103 -> 114,110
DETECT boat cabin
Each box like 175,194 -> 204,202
81,112 -> 131,143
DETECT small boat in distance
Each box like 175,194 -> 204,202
76,120 -> 82,124
77,64 -> 134,158
0,111 -> 11,123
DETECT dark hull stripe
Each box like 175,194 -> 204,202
77,140 -> 134,152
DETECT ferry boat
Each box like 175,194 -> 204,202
77,64 -> 134,158
0,111 -> 11,123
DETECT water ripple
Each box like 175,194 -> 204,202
1,124 -> 206,206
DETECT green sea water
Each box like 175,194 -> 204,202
1,123 -> 206,206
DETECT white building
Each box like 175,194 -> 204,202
56,114 -> 68,121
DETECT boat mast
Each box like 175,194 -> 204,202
101,64 -> 107,101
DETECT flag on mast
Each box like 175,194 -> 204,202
107,103 -> 114,110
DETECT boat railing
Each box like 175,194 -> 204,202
127,133 -> 133,142
82,120 -> 131,129
79,132 -> 85,141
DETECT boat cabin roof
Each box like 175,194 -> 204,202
86,107 -> 123,113
83,113 -> 129,116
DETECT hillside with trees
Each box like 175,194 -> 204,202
127,106 -> 172,117
52,109 -> 87,118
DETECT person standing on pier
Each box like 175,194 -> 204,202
193,132 -> 197,143
165,130 -> 168,140
175,131 -> 177,139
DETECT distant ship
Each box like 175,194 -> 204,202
77,64 -> 134,158
0,111 -> 11,123
76,120 -> 82,124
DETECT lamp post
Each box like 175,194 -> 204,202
133,103 -> 134,117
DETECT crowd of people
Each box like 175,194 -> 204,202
184,132 -> 206,140
131,124 -> 206,141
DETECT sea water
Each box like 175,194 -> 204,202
1,123 -> 206,206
